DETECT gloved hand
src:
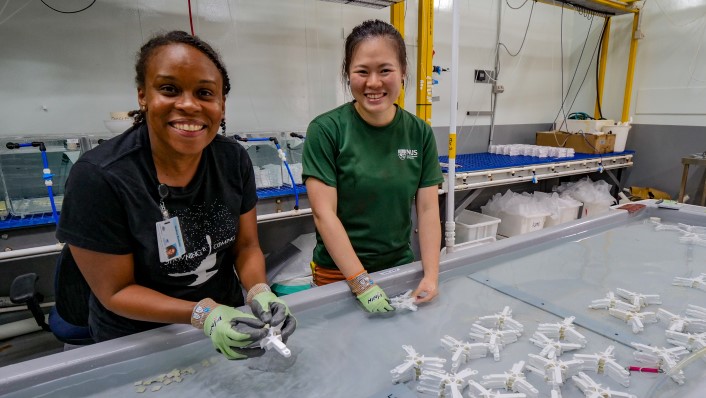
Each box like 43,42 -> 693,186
346,270 -> 394,313
204,305 -> 268,360
250,291 -> 297,342
356,284 -> 394,313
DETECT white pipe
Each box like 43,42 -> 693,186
445,0 -> 461,253
0,243 -> 63,261
489,0 -> 502,147
0,316 -> 47,341
257,208 -> 312,222
0,302 -> 54,314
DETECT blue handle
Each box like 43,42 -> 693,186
6,141 -> 59,224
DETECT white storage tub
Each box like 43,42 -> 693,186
454,210 -> 500,244
484,209 -> 548,238
544,202 -> 582,227
581,200 -> 611,218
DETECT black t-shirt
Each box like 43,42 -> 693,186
56,124 -> 257,341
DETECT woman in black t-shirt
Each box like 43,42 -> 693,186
57,31 -> 295,359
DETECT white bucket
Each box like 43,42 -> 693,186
602,125 -> 631,152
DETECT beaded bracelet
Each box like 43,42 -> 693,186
191,298 -> 218,330
346,270 -> 374,296
246,282 -> 272,304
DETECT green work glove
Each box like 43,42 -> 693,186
250,291 -> 297,343
204,305 -> 268,360
357,284 -> 394,313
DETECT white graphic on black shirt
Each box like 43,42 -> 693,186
168,235 -> 218,286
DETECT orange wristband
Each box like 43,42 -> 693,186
346,269 -> 367,281
346,270 -> 374,296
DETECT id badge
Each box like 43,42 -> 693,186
156,217 -> 186,263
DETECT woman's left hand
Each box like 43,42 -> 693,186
411,276 -> 438,304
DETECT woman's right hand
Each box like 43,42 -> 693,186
204,306 -> 268,360
356,284 -> 394,313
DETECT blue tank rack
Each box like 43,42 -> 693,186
439,150 -> 635,173
0,185 -> 310,231
0,213 -> 59,230
256,184 -> 307,199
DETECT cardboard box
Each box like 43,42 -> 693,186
554,119 -> 614,134
536,131 -> 615,154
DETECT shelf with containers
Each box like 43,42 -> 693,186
442,151 -> 634,244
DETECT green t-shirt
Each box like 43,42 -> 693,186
302,102 -> 444,273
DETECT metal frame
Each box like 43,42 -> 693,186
536,0 -> 642,124
416,0 -> 433,125
443,153 -> 633,193
390,1 -> 405,108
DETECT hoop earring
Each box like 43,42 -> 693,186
220,119 -> 226,136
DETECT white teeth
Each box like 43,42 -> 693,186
173,123 -> 204,132
366,93 -> 384,100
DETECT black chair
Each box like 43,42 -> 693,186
10,245 -> 93,345
10,273 -> 50,332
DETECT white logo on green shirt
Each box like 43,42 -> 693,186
397,149 -> 418,160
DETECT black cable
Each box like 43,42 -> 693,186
566,18 -> 606,119
553,10 -> 594,131
559,6 -> 568,130
595,19 -> 609,120
499,0 -> 535,57
40,0 -> 96,14
505,0 -> 530,10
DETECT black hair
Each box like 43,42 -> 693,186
342,19 -> 407,83
131,30 -> 231,127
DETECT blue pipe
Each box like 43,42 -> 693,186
233,135 -> 300,210
5,142 -> 60,224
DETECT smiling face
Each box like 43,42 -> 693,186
348,37 -> 404,127
137,43 -> 225,160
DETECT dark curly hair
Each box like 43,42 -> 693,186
342,20 -> 407,84
131,31 -> 231,128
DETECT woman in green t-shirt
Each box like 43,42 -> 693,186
302,20 -> 445,313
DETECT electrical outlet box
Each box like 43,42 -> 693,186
474,69 -> 494,84
492,83 -> 505,94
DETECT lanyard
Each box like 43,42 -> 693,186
158,184 -> 170,221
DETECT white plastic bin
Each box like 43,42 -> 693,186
454,210 -> 500,243
581,201 -> 610,218
544,202 -> 582,227
601,125 -> 630,152
485,210 -> 548,237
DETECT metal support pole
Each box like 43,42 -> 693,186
595,17 -> 611,119
416,0 -> 433,125
391,1 -> 405,108
445,0 -> 460,252
621,12 -> 640,122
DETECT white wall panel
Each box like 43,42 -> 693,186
602,0 -> 706,126
636,87 -> 706,115
429,1 -> 598,130
0,0 -> 612,137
